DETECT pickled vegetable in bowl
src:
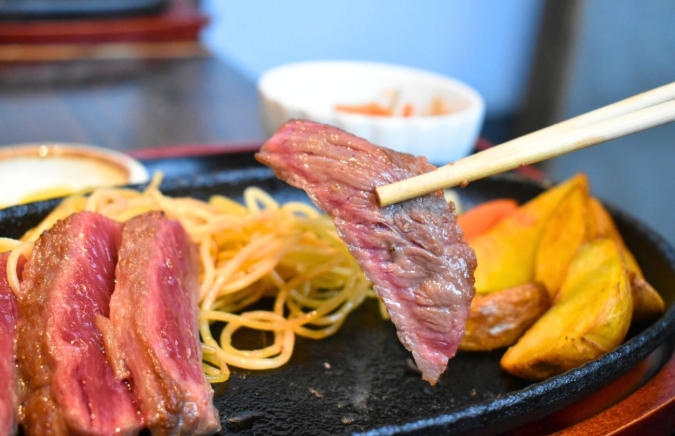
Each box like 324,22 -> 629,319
335,90 -> 454,117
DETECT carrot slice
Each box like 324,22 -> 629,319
335,103 -> 392,116
458,199 -> 519,241
401,103 -> 414,117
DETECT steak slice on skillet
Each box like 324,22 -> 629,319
17,211 -> 141,436
0,251 -> 24,436
109,211 -> 220,435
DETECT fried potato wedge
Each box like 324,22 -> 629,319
501,239 -> 632,381
460,283 -> 550,351
587,197 -> 642,275
472,174 -> 589,294
587,197 -> 664,320
631,273 -> 666,322
535,187 -> 589,297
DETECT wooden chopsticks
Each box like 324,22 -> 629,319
376,82 -> 675,207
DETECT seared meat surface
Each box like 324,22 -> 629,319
110,211 -> 220,435
17,212 -> 141,436
0,252 -> 24,436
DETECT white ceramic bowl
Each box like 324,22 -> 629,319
0,143 -> 149,208
258,61 -> 485,164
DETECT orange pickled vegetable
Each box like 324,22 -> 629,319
458,199 -> 519,241
426,96 -> 452,116
335,92 -> 453,117
334,103 -> 392,116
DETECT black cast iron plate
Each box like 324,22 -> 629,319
2,170 -> 674,436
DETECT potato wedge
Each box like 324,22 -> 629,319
587,197 -> 642,275
535,187 -> 589,297
501,239 -> 632,381
460,283 -> 549,351
472,174 -> 588,294
587,197 -> 664,320
631,273 -> 666,322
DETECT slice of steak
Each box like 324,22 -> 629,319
110,211 -> 220,435
17,211 -> 141,436
256,120 -> 477,384
0,252 -> 24,436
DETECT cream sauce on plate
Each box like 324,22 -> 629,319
0,156 -> 128,208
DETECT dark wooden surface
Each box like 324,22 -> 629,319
0,56 -> 262,150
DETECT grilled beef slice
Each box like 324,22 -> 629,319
256,120 -> 477,384
110,211 -> 220,435
17,212 -> 141,436
0,252 -> 24,436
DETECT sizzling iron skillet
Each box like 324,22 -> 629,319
2,170 -> 674,436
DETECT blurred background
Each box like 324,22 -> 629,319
0,0 -> 673,242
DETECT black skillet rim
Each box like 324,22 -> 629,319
1,171 -> 674,435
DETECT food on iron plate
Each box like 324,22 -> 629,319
586,197 -> 665,320
16,212 -> 142,435
630,275 -> 666,322
470,174 -> 588,294
0,252 -> 24,436
534,185 -> 589,297
459,283 -> 549,352
108,211 -> 220,435
471,174 -> 664,320
458,176 -> 664,379
456,199 -> 519,242
501,239 -> 633,381
0,124 -> 666,436
256,119 -> 477,385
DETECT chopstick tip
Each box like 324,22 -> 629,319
375,186 -> 387,208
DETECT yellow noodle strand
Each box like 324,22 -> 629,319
7,241 -> 33,297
